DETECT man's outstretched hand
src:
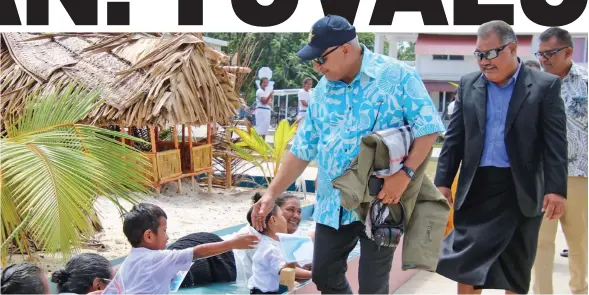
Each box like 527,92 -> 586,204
251,192 -> 276,231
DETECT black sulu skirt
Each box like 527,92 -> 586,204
436,166 -> 543,294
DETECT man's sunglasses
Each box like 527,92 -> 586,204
535,47 -> 569,59
313,45 -> 341,65
474,43 -> 511,61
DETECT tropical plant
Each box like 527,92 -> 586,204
230,120 -> 298,185
0,85 -> 152,265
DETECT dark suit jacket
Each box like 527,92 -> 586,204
434,64 -> 568,217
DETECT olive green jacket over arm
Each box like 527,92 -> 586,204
332,132 -> 450,271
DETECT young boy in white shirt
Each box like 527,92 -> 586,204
112,203 -> 259,294
246,194 -> 311,294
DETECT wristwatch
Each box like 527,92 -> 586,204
401,166 -> 416,180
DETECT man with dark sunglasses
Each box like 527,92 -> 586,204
250,15 -> 445,294
434,20 -> 568,295
532,27 -> 588,295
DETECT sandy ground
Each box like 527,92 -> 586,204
5,179 -> 316,273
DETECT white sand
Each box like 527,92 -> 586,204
5,179 -> 315,273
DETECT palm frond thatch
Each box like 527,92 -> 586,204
1,32 -> 241,128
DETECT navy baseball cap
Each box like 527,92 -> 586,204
296,15 -> 356,61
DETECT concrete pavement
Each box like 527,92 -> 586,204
396,225 -> 574,294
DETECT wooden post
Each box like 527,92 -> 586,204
182,124 -> 186,144
206,123 -> 212,193
188,125 -> 195,191
149,126 -> 160,193
225,130 -> 232,188
206,123 -> 211,144
173,125 -> 181,194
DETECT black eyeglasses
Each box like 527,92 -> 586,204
474,43 -> 511,61
313,45 -> 341,65
535,47 -> 569,59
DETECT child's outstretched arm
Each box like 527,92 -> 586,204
192,233 -> 259,260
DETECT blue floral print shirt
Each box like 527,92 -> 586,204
290,45 -> 446,229
561,62 -> 588,177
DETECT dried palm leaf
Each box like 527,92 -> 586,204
1,32 -> 240,128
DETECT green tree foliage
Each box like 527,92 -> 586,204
397,42 -> 416,61
206,33 -> 376,104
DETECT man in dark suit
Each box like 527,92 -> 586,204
434,20 -> 568,294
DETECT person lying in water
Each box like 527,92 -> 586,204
246,193 -> 312,294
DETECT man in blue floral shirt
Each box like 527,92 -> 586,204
532,27 -> 588,295
251,15 -> 445,294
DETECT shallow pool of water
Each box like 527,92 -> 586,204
192,219 -> 361,294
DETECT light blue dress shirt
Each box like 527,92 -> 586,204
290,46 -> 446,229
479,60 -> 522,168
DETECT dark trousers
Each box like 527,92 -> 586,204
250,288 -> 277,294
312,221 -> 395,294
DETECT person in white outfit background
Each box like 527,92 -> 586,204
255,77 -> 274,139
446,91 -> 456,120
297,78 -> 313,122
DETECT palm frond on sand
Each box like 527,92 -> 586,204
1,85 -> 151,263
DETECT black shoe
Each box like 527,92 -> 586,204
560,249 -> 568,258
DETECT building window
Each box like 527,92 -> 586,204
433,55 -> 464,61
572,37 -> 587,63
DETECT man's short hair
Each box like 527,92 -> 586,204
524,60 -> 541,69
539,27 -> 573,48
123,203 -> 167,247
477,20 -> 518,45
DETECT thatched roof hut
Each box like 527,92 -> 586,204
1,32 -> 242,127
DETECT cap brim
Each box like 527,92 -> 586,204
296,44 -> 324,61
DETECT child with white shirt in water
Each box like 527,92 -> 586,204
246,194 -> 312,294
110,203 -> 259,294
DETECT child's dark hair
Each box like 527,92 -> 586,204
123,203 -> 167,247
51,253 -> 112,294
1,264 -> 46,294
247,193 -> 279,233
